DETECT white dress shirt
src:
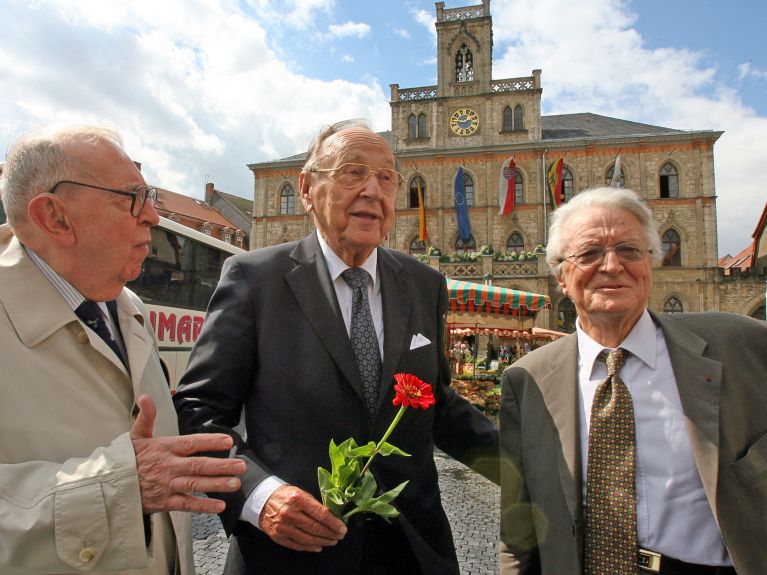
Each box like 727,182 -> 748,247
576,310 -> 730,566
240,231 -> 384,528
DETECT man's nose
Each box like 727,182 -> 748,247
139,198 -> 160,226
599,248 -> 624,271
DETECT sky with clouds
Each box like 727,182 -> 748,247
1,0 -> 765,256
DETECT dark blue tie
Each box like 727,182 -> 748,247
75,300 -> 126,367
341,268 -> 381,419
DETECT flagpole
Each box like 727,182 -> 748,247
542,149 -> 548,245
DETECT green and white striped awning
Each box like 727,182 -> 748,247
446,278 -> 550,318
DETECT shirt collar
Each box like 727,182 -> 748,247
316,230 -> 378,286
576,309 -> 657,376
24,246 -> 86,311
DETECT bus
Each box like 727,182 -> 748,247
126,216 -> 245,388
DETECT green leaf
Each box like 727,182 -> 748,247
347,441 -> 378,458
353,471 -> 378,506
377,442 -> 411,457
376,480 -> 409,504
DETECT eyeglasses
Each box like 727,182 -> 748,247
48,180 -> 158,218
562,243 -> 651,267
307,162 -> 403,194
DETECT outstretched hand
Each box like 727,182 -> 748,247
130,394 -> 246,514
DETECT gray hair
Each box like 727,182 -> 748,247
301,118 -> 372,173
546,186 -> 663,277
0,123 -> 123,225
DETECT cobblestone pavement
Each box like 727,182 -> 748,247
192,450 -> 500,574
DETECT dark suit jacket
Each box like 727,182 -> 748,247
499,311 -> 767,575
174,232 -> 499,574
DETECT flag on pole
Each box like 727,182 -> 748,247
417,177 -> 426,241
610,153 -> 622,188
547,158 -> 563,208
498,157 -> 517,215
454,166 -> 472,241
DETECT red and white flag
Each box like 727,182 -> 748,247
498,157 -> 517,216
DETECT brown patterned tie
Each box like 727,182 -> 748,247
584,348 -> 638,575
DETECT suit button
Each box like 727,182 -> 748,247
78,547 -> 96,562
77,331 -> 90,344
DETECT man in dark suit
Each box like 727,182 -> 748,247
174,119 -> 499,574
500,186 -> 767,575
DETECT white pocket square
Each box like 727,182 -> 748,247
409,333 -> 431,350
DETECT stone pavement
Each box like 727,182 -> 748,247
191,450 -> 500,574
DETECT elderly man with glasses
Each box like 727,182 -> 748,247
0,124 -> 245,575
499,186 -> 767,575
174,119 -> 499,575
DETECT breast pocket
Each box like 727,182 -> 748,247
731,431 -> 767,486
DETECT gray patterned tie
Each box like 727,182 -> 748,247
75,300 -> 127,368
341,267 -> 381,419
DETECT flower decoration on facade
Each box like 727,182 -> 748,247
317,373 -> 435,523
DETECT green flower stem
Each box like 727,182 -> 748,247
358,405 -> 407,479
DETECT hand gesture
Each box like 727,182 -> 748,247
130,394 -> 246,514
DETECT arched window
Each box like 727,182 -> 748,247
280,183 -> 295,215
409,176 -> 426,209
502,106 -> 513,132
409,237 -> 426,255
663,296 -> 684,313
407,114 -> 417,139
750,304 -> 766,321
455,235 -> 476,253
506,232 -> 524,254
562,167 -> 574,202
514,171 -> 524,205
513,105 -> 524,131
464,171 -> 475,206
417,113 -> 427,138
455,43 -> 473,82
558,298 -> 576,333
606,163 -> 625,188
660,162 -> 679,198
662,229 -> 682,266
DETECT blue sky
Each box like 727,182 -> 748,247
1,0 -> 765,256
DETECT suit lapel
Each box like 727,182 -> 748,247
654,313 -> 722,522
538,334 -> 582,523
285,233 -> 364,400
116,292 -> 154,386
378,248 -> 410,409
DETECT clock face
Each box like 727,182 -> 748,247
450,108 -> 479,136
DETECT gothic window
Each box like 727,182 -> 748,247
409,237 -> 426,255
455,43 -> 474,82
513,105 -> 524,131
562,167 -> 574,202
750,304 -> 766,321
418,113 -> 427,138
464,171 -> 475,206
558,298 -> 576,333
506,232 -> 524,254
662,228 -> 682,266
407,114 -> 417,139
514,171 -> 524,205
660,162 -> 679,198
502,106 -> 513,132
455,235 -> 476,253
279,183 -> 295,215
606,163 -> 625,188
409,176 -> 426,209
663,296 -> 684,313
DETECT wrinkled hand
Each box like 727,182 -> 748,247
260,485 -> 347,552
130,394 -> 246,514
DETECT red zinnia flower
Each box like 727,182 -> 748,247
393,373 -> 435,409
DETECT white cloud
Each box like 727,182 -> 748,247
738,62 -> 767,80
392,28 -> 410,39
328,21 -> 371,39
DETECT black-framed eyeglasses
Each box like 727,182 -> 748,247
306,162 -> 403,194
561,243 -> 651,267
48,180 -> 158,218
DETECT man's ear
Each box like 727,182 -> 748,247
298,171 -> 313,213
26,194 -> 76,245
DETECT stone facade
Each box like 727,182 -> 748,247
247,0 -> 766,330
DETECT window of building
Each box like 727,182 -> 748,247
606,163 -> 625,188
506,232 -> 524,253
514,171 -> 524,205
409,237 -> 426,255
513,105 -> 524,131
502,106 -> 513,132
750,304 -> 766,321
455,235 -> 476,253
202,227 -> 212,236
235,236 -> 243,248
659,162 -> 679,198
562,167 -> 574,202
558,298 -> 576,333
224,233 -> 232,244
663,296 -> 684,313
464,171 -> 475,206
407,114 -> 417,139
662,228 -> 682,266
280,183 -> 295,215
455,43 -> 474,82
409,176 -> 426,209
418,113 -> 427,138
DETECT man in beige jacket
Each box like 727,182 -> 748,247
0,124 -> 246,574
